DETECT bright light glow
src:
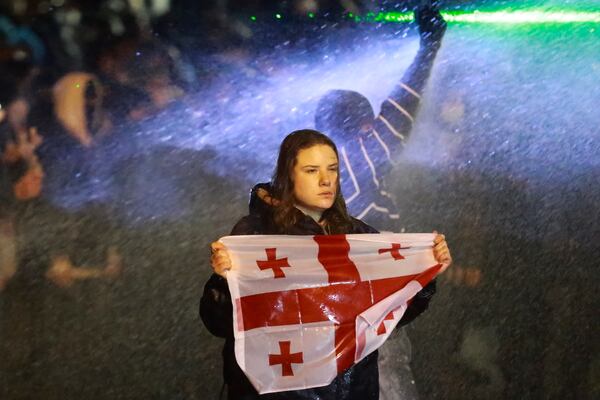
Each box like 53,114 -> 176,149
369,10 -> 600,24
446,11 -> 600,24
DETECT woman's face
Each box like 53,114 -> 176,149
292,144 -> 338,214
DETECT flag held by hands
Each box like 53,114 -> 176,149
221,233 -> 440,394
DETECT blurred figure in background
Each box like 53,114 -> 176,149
36,71 -> 124,287
0,35 -> 44,291
315,5 -> 446,230
0,64 -> 124,292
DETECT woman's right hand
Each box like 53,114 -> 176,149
210,241 -> 232,278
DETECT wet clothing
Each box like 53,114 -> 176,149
318,43 -> 443,226
200,184 -> 436,399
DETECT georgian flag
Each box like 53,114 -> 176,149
221,233 -> 441,394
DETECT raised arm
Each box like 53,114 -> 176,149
373,5 -> 447,151
45,247 -> 122,288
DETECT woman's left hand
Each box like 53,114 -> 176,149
433,232 -> 452,274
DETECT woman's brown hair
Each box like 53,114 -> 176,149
271,129 -> 352,234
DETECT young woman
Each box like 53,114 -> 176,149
200,129 -> 452,400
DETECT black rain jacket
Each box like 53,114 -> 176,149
200,183 -> 436,400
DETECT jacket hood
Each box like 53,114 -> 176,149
248,181 -> 274,218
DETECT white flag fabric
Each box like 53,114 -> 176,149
220,233 -> 440,394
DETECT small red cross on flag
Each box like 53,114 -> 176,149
378,243 -> 410,261
256,248 -> 291,278
269,341 -> 304,376
221,233 -> 440,394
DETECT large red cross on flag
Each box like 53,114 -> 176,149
221,233 -> 441,394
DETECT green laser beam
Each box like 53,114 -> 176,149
249,10 -> 600,24
368,10 -> 600,24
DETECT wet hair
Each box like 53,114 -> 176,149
314,90 -> 375,141
271,129 -> 352,234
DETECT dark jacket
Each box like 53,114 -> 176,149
200,184 -> 436,400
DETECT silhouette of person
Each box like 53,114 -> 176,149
314,5 -> 446,228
